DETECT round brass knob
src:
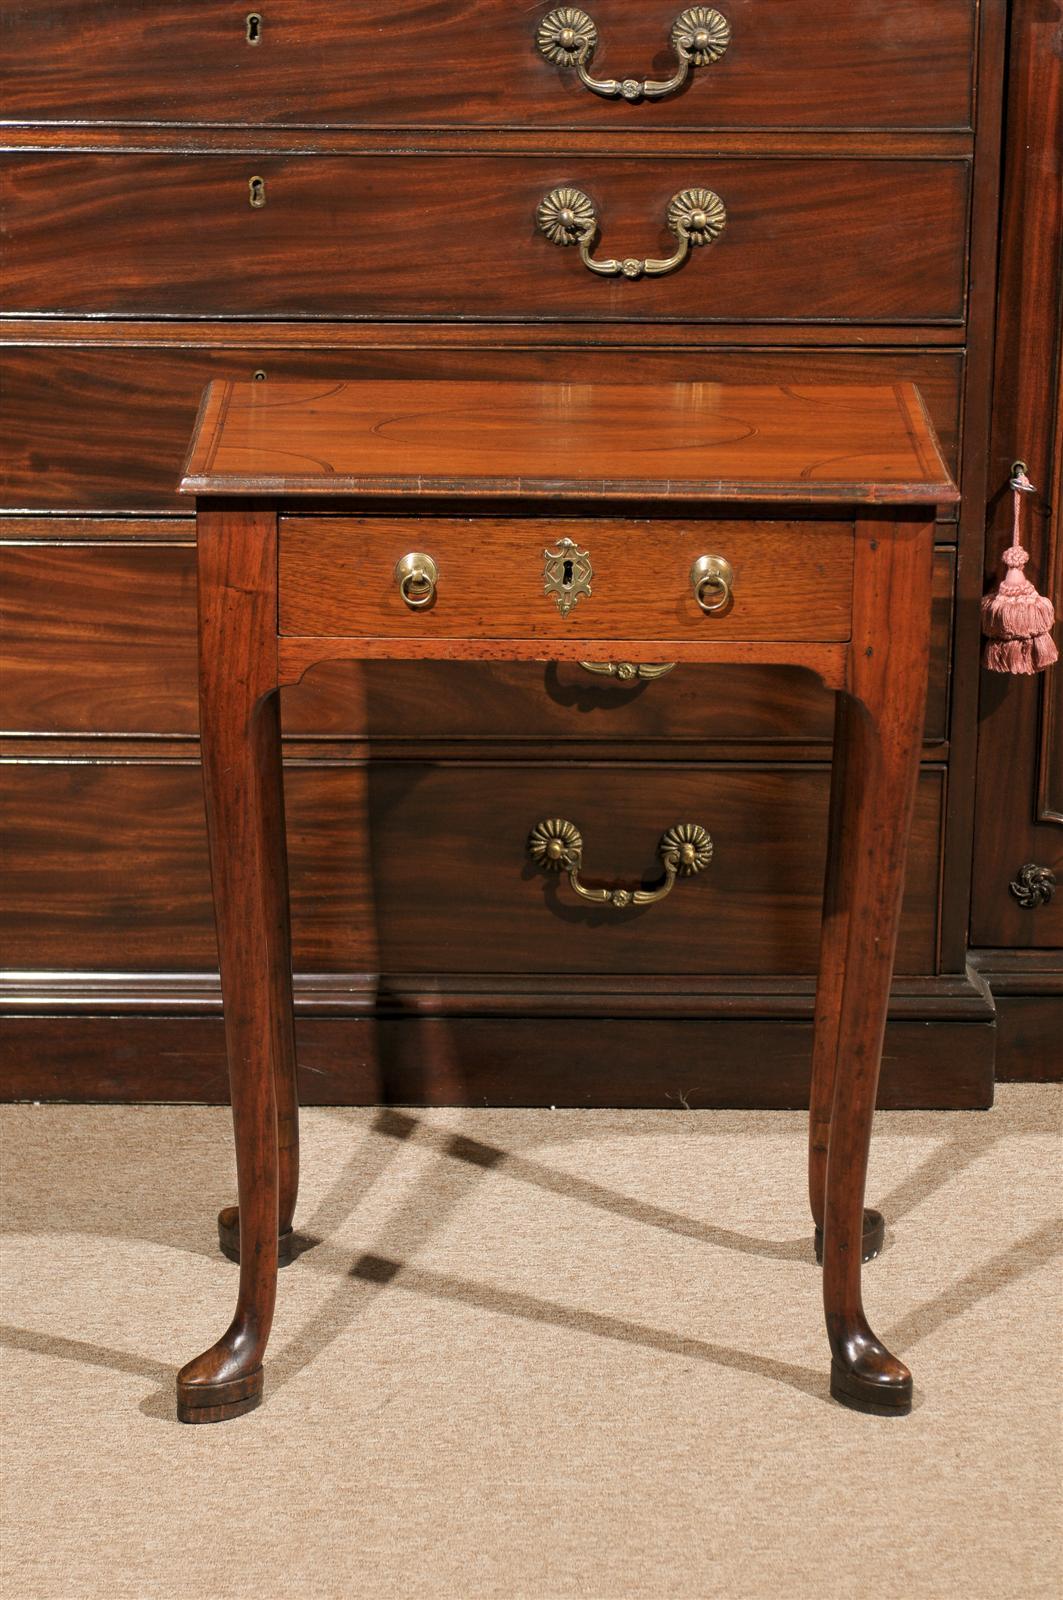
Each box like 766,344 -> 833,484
690,554 -> 734,614
394,552 -> 438,609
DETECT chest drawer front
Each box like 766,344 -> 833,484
0,760 -> 942,977
363,763 -> 944,976
279,518 -> 854,642
0,155 -> 969,323
3,1 -> 976,131
1,344 -> 963,514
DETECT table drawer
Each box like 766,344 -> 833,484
0,540 -> 953,743
279,518 -> 854,643
0,155 -> 969,322
3,0 -> 976,131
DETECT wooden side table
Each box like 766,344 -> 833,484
177,379 -> 957,1423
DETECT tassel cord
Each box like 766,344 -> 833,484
980,464 -> 1058,675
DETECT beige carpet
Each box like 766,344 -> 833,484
1,1086 -> 1060,1600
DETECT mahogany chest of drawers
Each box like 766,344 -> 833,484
0,0 -> 1010,1105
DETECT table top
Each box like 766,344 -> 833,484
181,379 -> 958,506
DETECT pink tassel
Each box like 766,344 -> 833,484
982,465 -> 1058,675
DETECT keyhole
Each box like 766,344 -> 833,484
249,175 -> 266,208
562,558 -> 574,587
246,12 -> 262,43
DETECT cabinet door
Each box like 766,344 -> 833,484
970,0 -> 1062,949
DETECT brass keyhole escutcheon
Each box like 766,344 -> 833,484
246,12 -> 262,44
248,175 -> 266,208
543,537 -> 593,618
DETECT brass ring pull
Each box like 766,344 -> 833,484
579,661 -> 677,681
394,551 -> 438,609
537,186 -> 725,281
528,818 -> 713,910
537,7 -> 731,103
691,554 -> 734,614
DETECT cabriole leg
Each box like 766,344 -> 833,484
178,505 -> 287,1423
809,692 -> 884,1267
216,689 -> 300,1270
818,514 -> 934,1415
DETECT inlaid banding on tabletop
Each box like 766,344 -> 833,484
181,380 -> 959,505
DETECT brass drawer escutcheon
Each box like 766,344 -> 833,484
537,186 -> 725,281
528,818 -> 713,909
537,6 -> 731,103
578,661 -> 677,681
544,535 -> 593,616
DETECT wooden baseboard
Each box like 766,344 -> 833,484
1,970 -> 996,1107
969,952 -> 1063,1083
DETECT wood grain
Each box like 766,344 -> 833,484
0,760 -> 944,977
1,156 -> 970,323
0,539 -> 954,741
0,0 -> 1015,1123
279,517 -> 853,641
176,504 -> 288,1420
0,1013 -> 995,1111
0,0 -> 976,130
0,344 -> 965,513
991,995 -> 1063,1082
185,380 -> 957,503
0,542 -> 197,734
970,0 -> 1063,950
816,511 -> 936,1412
931,0 -> 1008,972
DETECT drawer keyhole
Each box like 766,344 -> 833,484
543,536 -> 593,617
248,175 -> 266,208
246,12 -> 262,44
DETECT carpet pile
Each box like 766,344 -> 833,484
1,1085 -> 1059,1599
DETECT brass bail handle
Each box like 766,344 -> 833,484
578,661 -> 677,681
537,7 -> 731,102
528,819 -> 713,910
537,186 -> 726,281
